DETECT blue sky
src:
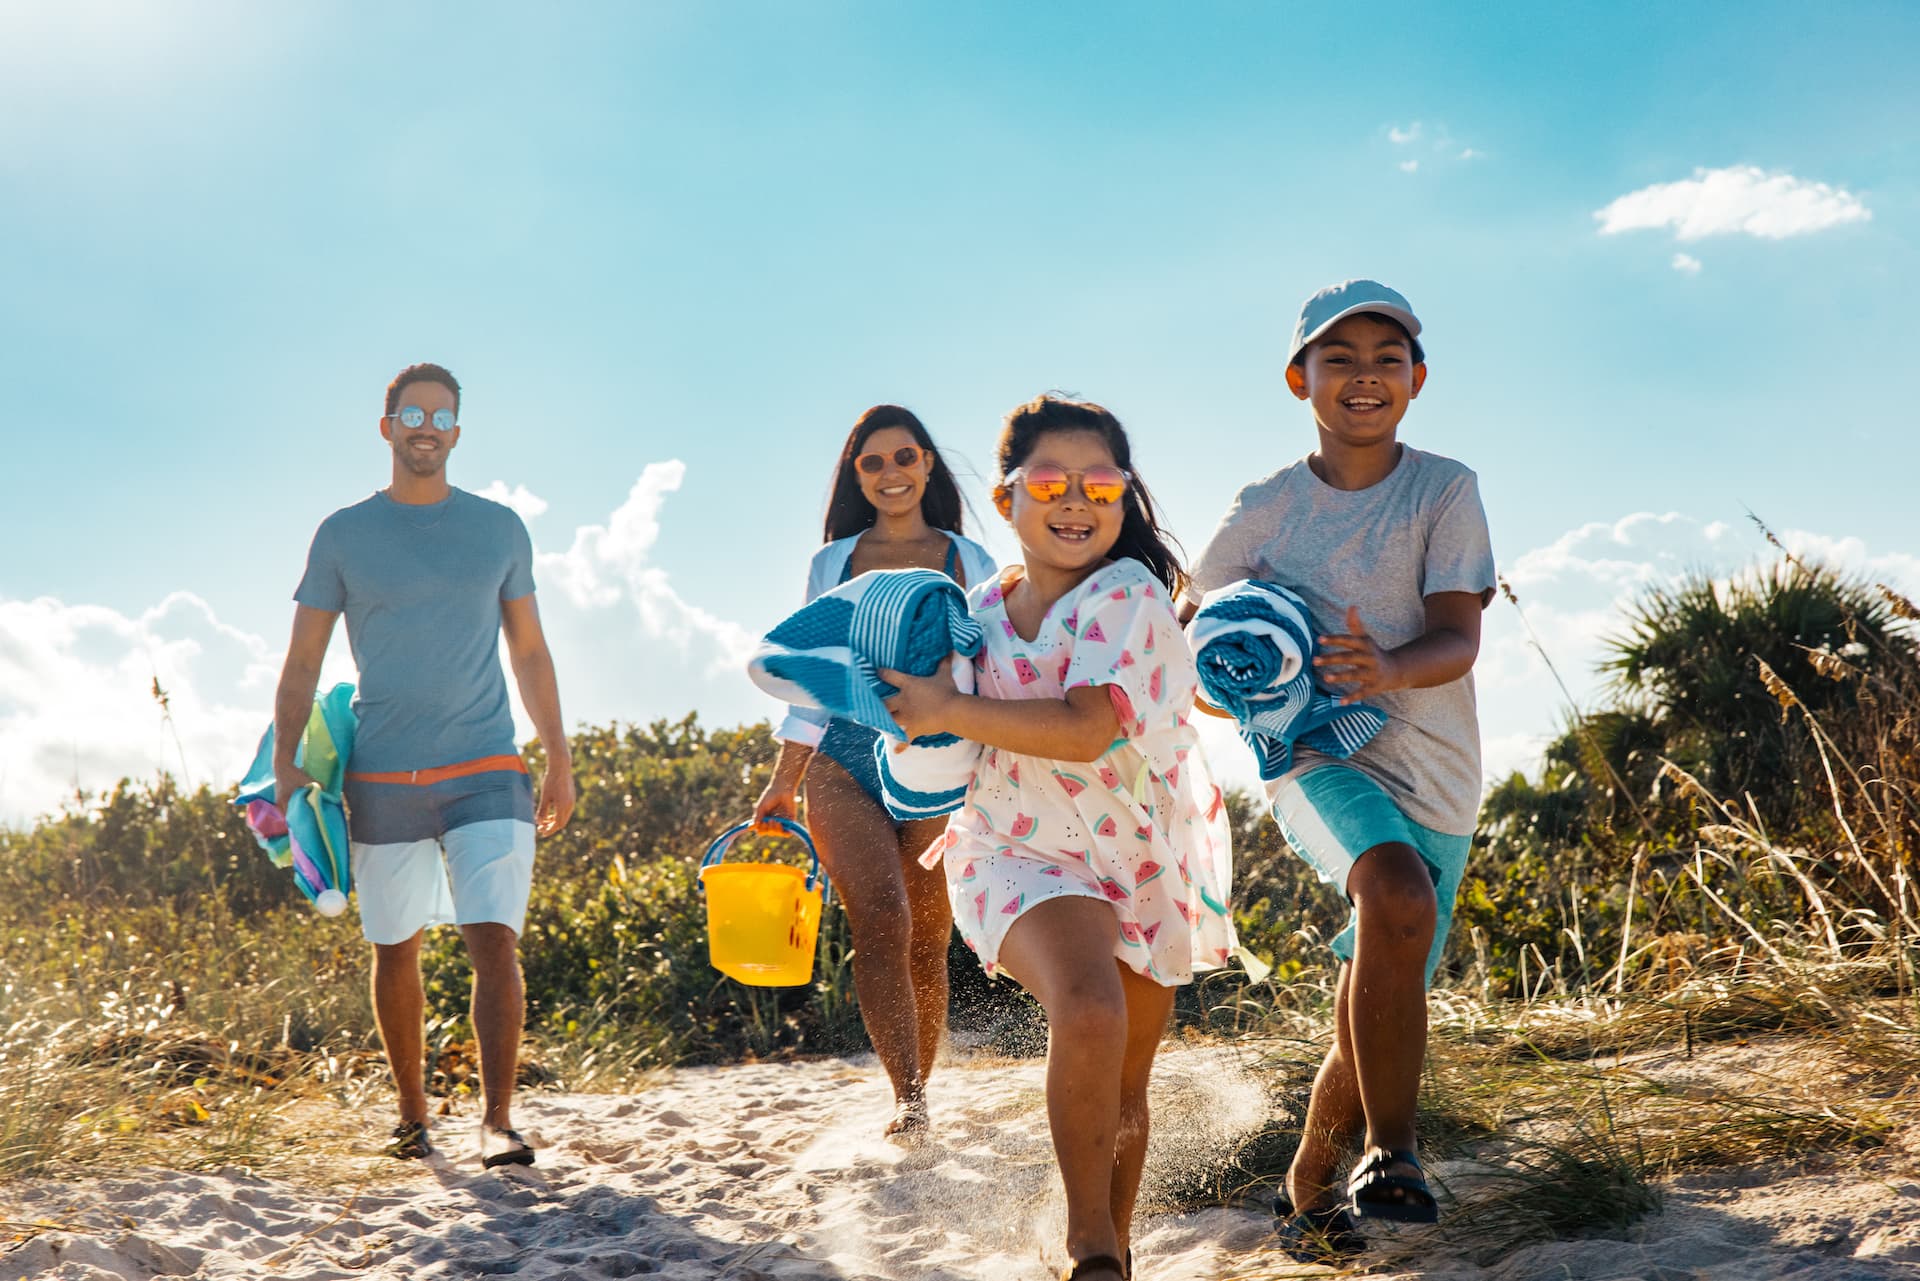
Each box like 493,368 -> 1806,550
2,1 -> 1916,822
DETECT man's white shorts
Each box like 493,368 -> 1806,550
351,819 -> 536,945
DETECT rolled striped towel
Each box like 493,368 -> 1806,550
1189,580 -> 1387,781
748,567 -> 984,746
875,712 -> 980,820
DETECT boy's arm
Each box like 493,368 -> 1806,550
879,661 -> 1120,764
1316,592 -> 1483,703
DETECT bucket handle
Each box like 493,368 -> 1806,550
699,816 -> 831,900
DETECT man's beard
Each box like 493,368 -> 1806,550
395,441 -> 449,477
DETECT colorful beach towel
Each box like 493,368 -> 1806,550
1189,580 -> 1387,781
234,682 -> 357,915
748,568 -> 985,745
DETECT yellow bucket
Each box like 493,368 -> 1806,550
698,818 -> 829,987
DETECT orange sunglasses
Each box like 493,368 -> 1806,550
1002,464 -> 1132,506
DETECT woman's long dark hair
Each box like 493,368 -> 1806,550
822,405 -> 966,542
995,395 -> 1188,599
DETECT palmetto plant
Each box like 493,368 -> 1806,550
1601,560 -> 1909,826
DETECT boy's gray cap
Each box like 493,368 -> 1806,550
1288,279 -> 1425,365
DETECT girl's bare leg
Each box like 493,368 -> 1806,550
1111,964 -> 1175,1257
997,896 -> 1132,1280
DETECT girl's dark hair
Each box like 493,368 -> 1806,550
822,405 -> 965,542
995,395 -> 1188,599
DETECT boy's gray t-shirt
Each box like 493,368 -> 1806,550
294,488 -> 536,774
1189,446 -> 1496,835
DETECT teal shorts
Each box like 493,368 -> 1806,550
1269,764 -> 1471,987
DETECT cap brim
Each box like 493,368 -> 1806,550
1289,302 -> 1425,365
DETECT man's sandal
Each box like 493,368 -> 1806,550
1061,1255 -> 1127,1281
480,1124 -> 536,1169
383,1121 -> 432,1160
1273,1191 -> 1366,1263
1347,1147 -> 1439,1223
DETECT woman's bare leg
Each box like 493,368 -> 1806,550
900,815 -> 953,1085
805,757 -> 926,1109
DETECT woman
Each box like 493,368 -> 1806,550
753,404 -> 996,1137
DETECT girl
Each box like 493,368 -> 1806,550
882,396 -> 1235,1281
753,404 -> 996,1137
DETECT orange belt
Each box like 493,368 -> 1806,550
346,754 -> 528,786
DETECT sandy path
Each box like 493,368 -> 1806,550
5,1042 -> 1918,1280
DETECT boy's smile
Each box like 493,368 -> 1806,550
1286,312 -> 1427,453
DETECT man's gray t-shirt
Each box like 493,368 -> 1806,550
294,488 -> 536,774
1188,446 -> 1496,835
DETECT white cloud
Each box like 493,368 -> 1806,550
1594,165 -> 1870,242
1388,122 -> 1422,145
1459,147 -> 1481,161
0,592 -> 355,826
531,462 -> 755,673
474,480 -> 549,521
1671,252 -> 1703,275
1775,529 -> 1920,598
1399,159 -> 1420,174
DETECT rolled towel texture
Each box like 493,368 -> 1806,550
749,568 -> 984,745
1190,580 -> 1387,781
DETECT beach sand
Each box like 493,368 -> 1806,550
5,1040 -> 1918,1280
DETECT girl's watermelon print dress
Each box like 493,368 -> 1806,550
939,557 -> 1236,985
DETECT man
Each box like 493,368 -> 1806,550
273,362 -> 574,1167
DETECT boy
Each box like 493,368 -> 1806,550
1181,281 -> 1495,1252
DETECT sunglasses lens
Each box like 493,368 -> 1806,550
857,454 -> 884,473
1022,468 -> 1070,502
1083,469 -> 1128,505
893,446 -> 921,468
431,409 -> 456,431
398,406 -> 424,429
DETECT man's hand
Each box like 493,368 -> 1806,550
273,762 -> 321,814
879,657 -> 958,743
534,760 -> 575,836
1316,607 -> 1405,704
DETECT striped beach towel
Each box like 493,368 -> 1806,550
875,724 -> 980,820
749,568 -> 985,746
1189,580 -> 1387,781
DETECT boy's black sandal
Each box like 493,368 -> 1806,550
383,1121 -> 432,1160
1273,1191 -> 1367,1263
1347,1148 -> 1439,1223
1061,1254 -> 1128,1280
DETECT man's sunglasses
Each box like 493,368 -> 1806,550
855,445 -> 927,474
1003,464 -> 1132,506
387,405 -> 458,432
